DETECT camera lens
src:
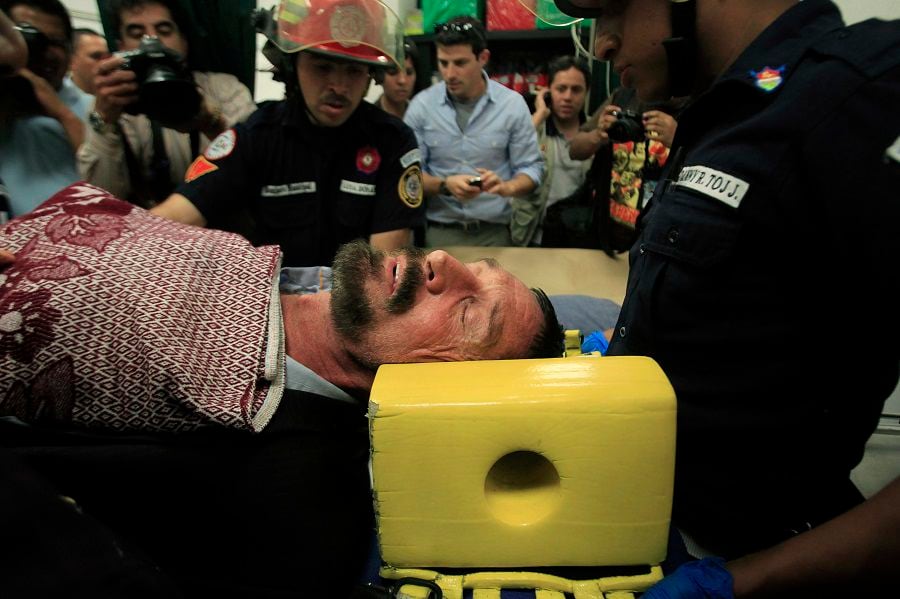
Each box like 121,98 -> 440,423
607,111 -> 645,143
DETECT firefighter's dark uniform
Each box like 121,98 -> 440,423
176,99 -> 425,267
608,0 -> 900,558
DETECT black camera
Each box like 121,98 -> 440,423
607,109 -> 645,143
4,23 -> 55,110
115,35 -> 201,125
14,22 -> 50,66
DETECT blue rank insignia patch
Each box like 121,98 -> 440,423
749,65 -> 785,92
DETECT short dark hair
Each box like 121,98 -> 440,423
73,27 -> 103,48
106,0 -> 188,43
434,15 -> 486,56
526,288 -> 565,359
547,55 -> 591,89
374,38 -> 418,84
0,0 -> 72,41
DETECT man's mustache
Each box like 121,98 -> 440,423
386,247 -> 427,315
322,93 -> 350,106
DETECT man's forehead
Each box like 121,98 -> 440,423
122,3 -> 174,25
437,44 -> 477,58
77,34 -> 105,49
500,283 -> 542,358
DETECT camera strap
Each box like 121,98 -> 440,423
151,121 -> 200,193
120,127 -> 155,209
148,119 -> 177,202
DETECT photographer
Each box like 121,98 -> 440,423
569,87 -> 680,253
77,0 -> 256,207
0,6 -> 26,74
0,0 -> 91,218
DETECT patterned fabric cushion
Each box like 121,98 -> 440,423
0,183 -> 284,433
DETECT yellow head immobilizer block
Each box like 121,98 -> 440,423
369,356 -> 676,569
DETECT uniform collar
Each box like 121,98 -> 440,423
280,94 -> 370,135
716,0 -> 844,94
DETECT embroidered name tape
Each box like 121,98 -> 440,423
261,182 -> 316,197
340,180 -> 376,196
400,148 -> 421,168
675,165 -> 749,209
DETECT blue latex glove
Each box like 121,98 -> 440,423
642,557 -> 734,598
581,330 -> 609,355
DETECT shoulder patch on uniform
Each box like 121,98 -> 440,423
398,165 -> 423,209
399,148 -> 421,168
185,156 -> 219,182
886,136 -> 900,165
748,65 -> 785,93
674,165 -> 749,209
204,129 -> 236,160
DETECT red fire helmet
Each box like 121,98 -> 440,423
273,0 -> 404,67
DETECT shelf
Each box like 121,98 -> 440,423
409,27 -> 580,43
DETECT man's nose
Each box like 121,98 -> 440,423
594,31 -> 621,62
334,67 -> 361,91
424,250 -> 477,295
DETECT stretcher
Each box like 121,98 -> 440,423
367,354 -> 677,599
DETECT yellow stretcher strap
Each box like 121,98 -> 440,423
564,329 -> 583,356
381,565 -> 664,599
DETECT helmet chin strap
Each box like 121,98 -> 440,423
661,0 -> 697,98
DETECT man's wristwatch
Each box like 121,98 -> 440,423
438,179 -> 450,195
88,110 -> 116,135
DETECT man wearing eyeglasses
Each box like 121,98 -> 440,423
405,16 -> 544,247
0,0 -> 91,218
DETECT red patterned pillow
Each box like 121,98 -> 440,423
0,183 -> 283,433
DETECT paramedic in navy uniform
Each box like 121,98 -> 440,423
552,0 -> 900,581
149,0 -> 425,267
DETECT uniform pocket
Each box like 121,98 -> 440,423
641,189 -> 742,269
257,194 -> 318,230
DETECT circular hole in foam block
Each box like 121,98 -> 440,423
484,451 -> 562,526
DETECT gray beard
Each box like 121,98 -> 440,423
329,240 -> 426,343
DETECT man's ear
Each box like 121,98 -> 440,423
478,48 -> 490,67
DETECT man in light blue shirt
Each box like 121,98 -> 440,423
404,16 -> 543,247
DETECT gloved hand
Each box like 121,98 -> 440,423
581,330 -> 609,355
641,557 -> 734,599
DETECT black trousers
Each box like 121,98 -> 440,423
1,390 -> 372,598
